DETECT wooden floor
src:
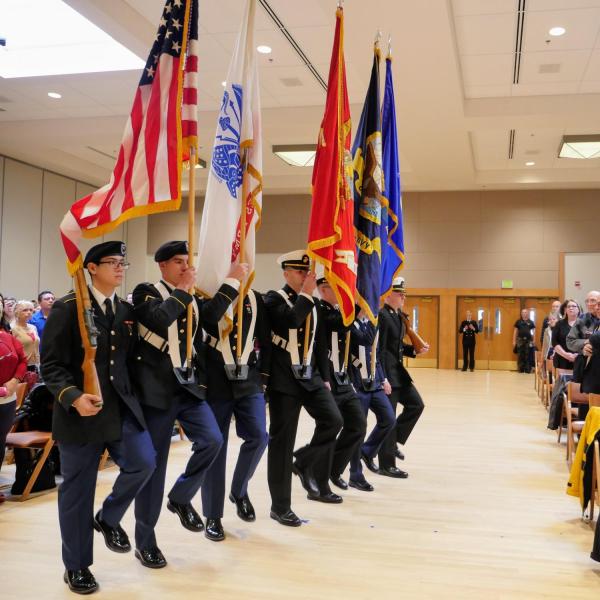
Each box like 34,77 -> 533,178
1,369 -> 599,599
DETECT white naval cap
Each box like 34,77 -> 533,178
391,276 -> 407,292
276,250 -> 310,271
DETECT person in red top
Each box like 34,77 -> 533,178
0,292 -> 28,503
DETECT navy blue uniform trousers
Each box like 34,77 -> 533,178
58,411 -> 155,571
201,392 -> 268,519
134,393 -> 222,551
349,389 -> 394,482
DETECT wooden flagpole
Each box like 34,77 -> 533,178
185,147 -> 197,376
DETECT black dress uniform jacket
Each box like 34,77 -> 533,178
378,304 -> 416,388
41,290 -> 145,444
264,285 -> 329,394
203,290 -> 272,400
132,280 -> 238,408
319,300 -> 355,397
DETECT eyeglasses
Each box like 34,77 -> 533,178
98,260 -> 130,270
566,304 -> 579,309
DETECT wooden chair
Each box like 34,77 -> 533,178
534,351 -> 541,394
564,382 -> 589,466
4,383 -> 29,466
542,359 -> 556,409
4,431 -> 54,501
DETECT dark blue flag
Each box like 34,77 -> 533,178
380,54 -> 405,301
352,47 -> 383,324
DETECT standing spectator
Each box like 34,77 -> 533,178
512,308 -> 535,373
566,290 -> 600,354
458,310 -> 479,371
539,299 -> 561,345
11,300 -> 40,371
552,300 -> 580,369
2,297 -> 17,328
0,293 -> 28,503
29,290 -> 55,345
541,313 -> 558,361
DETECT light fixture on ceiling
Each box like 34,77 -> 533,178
221,81 -> 226,87
558,135 -> 600,159
525,161 -> 535,166
549,26 -> 566,36
0,0 -> 144,78
273,144 -> 316,167
47,91 -> 62,99
194,158 -> 207,169
257,45 -> 272,54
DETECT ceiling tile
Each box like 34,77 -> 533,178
451,0 -> 515,17
461,54 -> 514,86
519,49 -> 590,83
455,13 -> 516,55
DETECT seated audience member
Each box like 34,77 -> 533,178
552,300 -> 580,369
539,299 -> 561,346
28,290 -> 55,344
0,293 -> 28,503
541,312 -> 558,361
11,300 -> 40,371
2,297 -> 16,329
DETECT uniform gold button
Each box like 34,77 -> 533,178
110,376 -> 114,381
232,345 -> 236,350
182,318 -> 186,322
111,330 -> 116,336
110,360 -> 114,365
180,329 -> 185,333
137,356 -> 142,360
111,346 -> 116,350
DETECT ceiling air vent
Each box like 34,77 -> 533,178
280,77 -> 302,87
539,63 -> 561,74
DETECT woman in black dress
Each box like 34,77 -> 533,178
552,300 -> 580,369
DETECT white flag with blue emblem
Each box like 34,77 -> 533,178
195,0 -> 262,298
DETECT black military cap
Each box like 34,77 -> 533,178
154,240 -> 189,262
316,277 -> 328,286
83,241 -> 126,267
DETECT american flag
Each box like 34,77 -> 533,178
60,0 -> 199,273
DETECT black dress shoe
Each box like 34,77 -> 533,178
229,492 -> 256,522
379,466 -> 409,479
291,462 -> 319,495
63,568 -> 98,594
205,518 -> 225,542
135,546 -> 167,569
167,500 -> 204,532
361,451 -> 379,473
270,509 -> 302,527
395,448 -> 405,461
330,475 -> 348,490
308,490 -> 343,504
348,478 -> 374,492
93,511 -> 131,553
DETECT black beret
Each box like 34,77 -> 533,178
83,241 -> 126,267
154,240 -> 189,262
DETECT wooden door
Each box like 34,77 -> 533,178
523,297 -> 559,346
403,295 -> 439,368
457,297 -> 490,369
488,297 -> 522,369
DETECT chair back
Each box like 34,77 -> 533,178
567,381 -> 589,404
545,358 -> 555,382
589,393 -> 600,408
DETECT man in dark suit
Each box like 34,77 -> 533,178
377,277 -> 428,476
265,251 -> 343,527
132,241 -> 247,567
316,277 -> 366,494
199,287 -> 271,541
41,241 -> 155,595
347,312 -> 395,490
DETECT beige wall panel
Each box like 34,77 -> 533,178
542,190 -> 595,221
123,218 -> 148,295
405,252 -> 450,271
481,190 -> 543,222
0,160 -> 43,299
400,192 -> 420,223
402,270 -> 450,288
480,220 -> 544,253
419,191 -> 481,222
449,269 -> 556,289
254,253 -> 283,293
39,172 -> 76,297
418,221 -> 481,252
542,219 -> 600,253
403,221 -> 419,252
449,251 -> 557,271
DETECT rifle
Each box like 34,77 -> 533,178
399,311 -> 428,354
73,267 -> 103,406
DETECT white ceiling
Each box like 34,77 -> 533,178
1,0 -> 600,192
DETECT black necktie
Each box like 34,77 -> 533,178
104,298 -> 115,326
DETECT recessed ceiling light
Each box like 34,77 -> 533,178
525,161 -> 535,166
257,45 -> 272,54
0,0 -> 144,78
273,144 -> 316,167
221,81 -> 226,87
558,135 -> 600,159
47,91 -> 61,99
549,26 -> 566,36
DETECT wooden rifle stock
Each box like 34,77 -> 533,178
399,311 -> 428,354
74,267 -> 102,405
